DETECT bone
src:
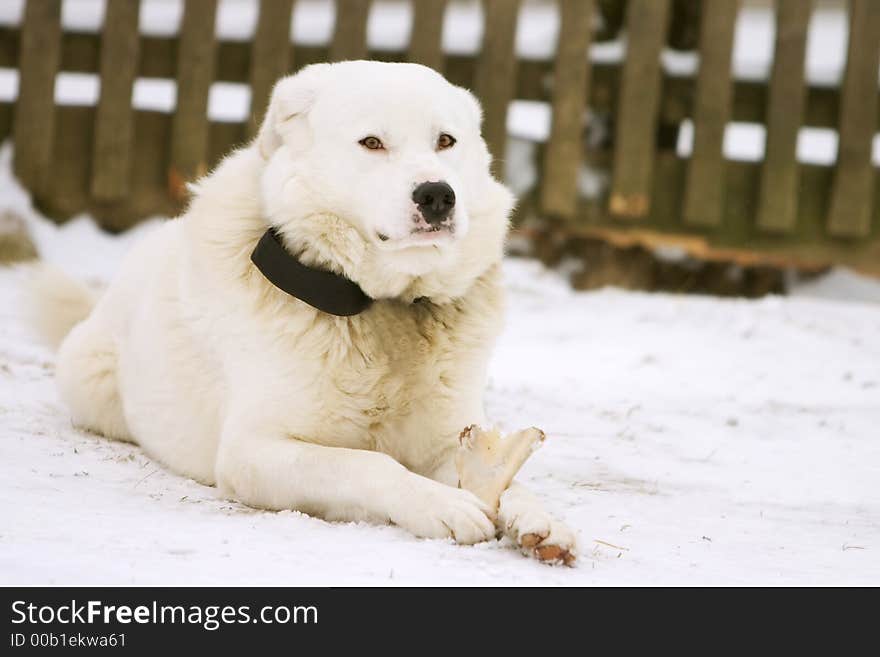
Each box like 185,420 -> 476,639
455,425 -> 546,510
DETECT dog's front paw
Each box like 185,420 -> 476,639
499,488 -> 577,566
392,478 -> 496,545
517,517 -> 577,566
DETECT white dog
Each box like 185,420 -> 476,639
28,61 -> 576,564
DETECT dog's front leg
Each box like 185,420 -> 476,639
430,459 -> 578,565
215,419 -> 496,544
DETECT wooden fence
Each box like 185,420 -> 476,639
0,0 -> 878,274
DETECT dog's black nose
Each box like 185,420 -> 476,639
412,181 -> 456,224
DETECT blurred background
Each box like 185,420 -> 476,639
0,0 -> 878,298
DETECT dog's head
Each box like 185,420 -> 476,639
254,61 -> 514,301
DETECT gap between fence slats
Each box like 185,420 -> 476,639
682,0 -> 738,228
540,0 -> 594,219
756,0 -> 810,234
248,0 -> 295,137
827,0 -> 880,239
91,0 -> 141,201
609,0 -> 671,219
170,0 -> 218,203
13,0 -> 62,195
408,0 -> 447,72
330,0 -> 372,62
474,0 -> 521,180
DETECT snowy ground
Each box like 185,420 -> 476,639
1,145 -> 879,585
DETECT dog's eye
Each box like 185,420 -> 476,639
359,136 -> 384,151
437,133 -> 456,150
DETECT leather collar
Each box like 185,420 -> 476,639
250,228 -> 373,317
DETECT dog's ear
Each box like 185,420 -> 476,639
456,87 -> 484,128
256,64 -> 329,159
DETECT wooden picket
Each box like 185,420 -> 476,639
248,0 -> 296,136
169,0 -> 218,202
609,0 -> 671,219
682,0 -> 738,228
330,0 -> 371,62
91,0 -> 140,201
474,0 -> 521,179
827,0 -> 880,239
539,0 -> 594,220
13,0 -> 62,195
408,0 -> 447,72
756,0 -> 810,234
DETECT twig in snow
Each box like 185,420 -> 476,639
134,469 -> 159,489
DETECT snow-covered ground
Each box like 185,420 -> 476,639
0,142 -> 878,586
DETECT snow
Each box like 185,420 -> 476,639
1,144 -> 879,585
790,268 -> 880,306
132,78 -> 176,114
207,82 -> 251,123
677,121 -> 880,166
53,72 -> 99,107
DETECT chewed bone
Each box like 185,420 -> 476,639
455,425 -> 546,511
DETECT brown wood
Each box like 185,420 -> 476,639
248,0 -> 295,136
609,0 -> 671,219
32,104 -> 243,230
170,0 -> 218,202
13,0 -> 62,195
474,0 -> 522,179
525,154 -> 880,277
330,0 -> 372,62
91,0 -> 140,201
540,0 -> 594,219
683,0 -> 738,227
408,0 -> 447,72
827,0 -> 880,238
756,0 -> 810,234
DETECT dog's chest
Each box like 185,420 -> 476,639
336,302 -> 464,414
300,297 -> 496,461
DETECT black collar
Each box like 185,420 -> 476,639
250,228 -> 373,316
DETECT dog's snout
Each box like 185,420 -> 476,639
412,181 -> 456,224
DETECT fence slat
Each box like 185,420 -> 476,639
169,0 -> 218,202
609,0 -> 671,219
91,0 -> 140,201
682,0 -> 738,228
539,0 -> 594,219
13,0 -> 62,194
248,0 -> 295,136
407,0 -> 447,72
330,0 -> 372,62
756,0 -> 810,234
827,0 -> 880,239
474,0 -> 522,179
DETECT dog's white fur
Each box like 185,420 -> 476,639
27,61 -> 576,560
